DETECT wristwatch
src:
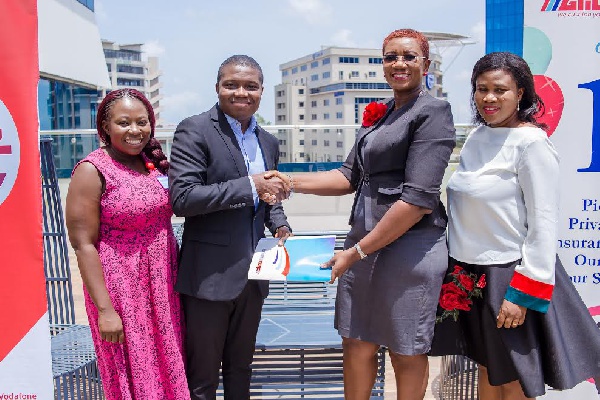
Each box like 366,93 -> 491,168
353,243 -> 368,260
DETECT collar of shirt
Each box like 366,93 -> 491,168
224,114 -> 258,139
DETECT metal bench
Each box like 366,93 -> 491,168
438,355 -> 478,399
41,137 -> 104,399
173,223 -> 386,398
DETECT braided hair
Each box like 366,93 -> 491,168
96,88 -> 169,174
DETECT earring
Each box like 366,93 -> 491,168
517,104 -> 520,111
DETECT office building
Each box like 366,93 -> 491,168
38,0 -> 111,177
273,33 -> 472,163
102,41 -> 163,126
486,0 -> 524,55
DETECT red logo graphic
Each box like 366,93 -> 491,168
0,100 -> 20,206
533,75 -> 564,137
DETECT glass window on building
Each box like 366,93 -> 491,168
336,97 -> 343,105
38,78 -> 100,177
336,141 -> 343,148
311,74 -> 319,81
300,152 -> 305,158
368,71 -> 377,77
311,61 -> 319,68
117,78 -> 144,87
322,71 -> 331,79
336,112 -> 343,119
279,139 -> 287,145
77,0 -> 94,11
282,70 -> 289,76
117,65 -> 144,74
339,57 -> 359,63
324,113 -> 330,119
298,88 -> 304,95
311,140 -> 317,145
337,155 -> 344,161
299,101 -> 304,107
485,0 -> 524,55
322,58 -> 331,65
369,57 -> 383,64
311,100 -> 317,107
350,71 -> 359,78
324,140 -> 330,147
311,114 -> 317,120
292,67 -> 298,74
324,99 -> 330,106
299,140 -> 304,145
339,71 -> 344,80
299,114 -> 305,120
301,65 -> 307,71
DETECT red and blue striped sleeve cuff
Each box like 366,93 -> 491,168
505,272 -> 553,313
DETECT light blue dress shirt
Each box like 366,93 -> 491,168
224,114 -> 266,207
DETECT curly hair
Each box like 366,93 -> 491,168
96,88 -> 169,174
382,29 -> 429,59
470,52 -> 547,130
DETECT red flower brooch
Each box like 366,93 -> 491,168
362,102 -> 387,127
436,265 -> 486,323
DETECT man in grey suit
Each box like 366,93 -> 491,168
169,55 -> 291,400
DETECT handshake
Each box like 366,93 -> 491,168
251,170 -> 293,205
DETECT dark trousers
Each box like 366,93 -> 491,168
183,281 -> 264,400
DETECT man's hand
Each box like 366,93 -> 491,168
274,225 -> 292,246
252,173 -> 290,204
264,170 -> 291,187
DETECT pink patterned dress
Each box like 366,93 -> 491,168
75,149 -> 189,400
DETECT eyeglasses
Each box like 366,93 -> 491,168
382,54 -> 427,65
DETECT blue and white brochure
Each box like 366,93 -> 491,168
248,236 -> 336,281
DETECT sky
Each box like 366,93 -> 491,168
94,0 -> 486,126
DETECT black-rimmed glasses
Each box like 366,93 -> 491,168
382,54 -> 427,65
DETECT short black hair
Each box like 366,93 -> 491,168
471,52 -> 547,130
217,55 -> 264,85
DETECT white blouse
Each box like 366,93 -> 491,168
447,125 -> 559,288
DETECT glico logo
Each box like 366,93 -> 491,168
541,0 -> 600,11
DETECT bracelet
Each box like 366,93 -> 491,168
354,243 -> 368,260
286,174 -> 294,198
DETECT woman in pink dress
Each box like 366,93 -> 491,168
66,88 -> 189,399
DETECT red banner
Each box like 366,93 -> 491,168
0,0 -> 45,362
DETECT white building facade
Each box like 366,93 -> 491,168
273,34 -> 471,163
102,41 -> 163,126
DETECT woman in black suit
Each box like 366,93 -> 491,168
268,29 -> 455,399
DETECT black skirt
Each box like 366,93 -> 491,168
430,256 -> 600,398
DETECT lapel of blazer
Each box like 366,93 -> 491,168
354,98 -> 395,172
211,104 -> 248,177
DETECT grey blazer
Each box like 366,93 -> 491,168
168,104 -> 289,301
340,93 -> 456,232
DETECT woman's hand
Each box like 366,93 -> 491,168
98,308 -> 124,344
496,299 -> 527,329
321,248 -> 361,284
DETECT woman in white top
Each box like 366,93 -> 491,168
430,52 -> 600,399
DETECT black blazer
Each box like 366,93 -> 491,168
340,93 -> 456,232
169,104 -> 289,301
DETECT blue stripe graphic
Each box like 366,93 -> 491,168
550,0 -> 562,11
